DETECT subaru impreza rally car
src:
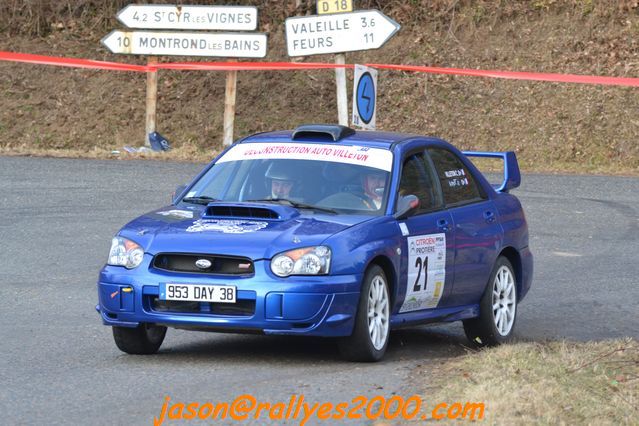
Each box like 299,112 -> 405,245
97,124 -> 533,361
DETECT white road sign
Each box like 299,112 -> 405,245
352,64 -> 378,130
117,4 -> 258,31
101,30 -> 267,58
285,10 -> 400,56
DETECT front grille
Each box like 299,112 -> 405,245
153,253 -> 254,275
150,298 -> 256,316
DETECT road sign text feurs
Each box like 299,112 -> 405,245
285,10 -> 400,56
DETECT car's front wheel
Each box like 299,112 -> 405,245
112,323 -> 167,354
463,256 -> 517,347
338,265 -> 390,362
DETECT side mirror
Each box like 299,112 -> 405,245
394,194 -> 419,220
172,184 -> 187,204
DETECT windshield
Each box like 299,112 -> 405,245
182,142 -> 393,215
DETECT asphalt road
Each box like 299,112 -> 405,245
1,157 -> 637,425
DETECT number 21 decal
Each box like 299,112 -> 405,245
413,256 -> 429,292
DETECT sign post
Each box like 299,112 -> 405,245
334,54 -> 348,126
316,1 -> 354,126
104,4 -> 265,147
224,60 -> 238,146
145,57 -> 158,146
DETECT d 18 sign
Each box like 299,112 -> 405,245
317,0 -> 353,15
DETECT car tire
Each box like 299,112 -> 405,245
112,323 -> 167,355
338,265 -> 390,362
463,256 -> 517,347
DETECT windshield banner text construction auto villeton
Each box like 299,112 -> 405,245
216,142 -> 393,171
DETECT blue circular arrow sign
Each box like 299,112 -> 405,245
356,72 -> 375,124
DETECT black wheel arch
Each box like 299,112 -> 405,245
365,255 -> 397,308
498,246 -> 523,301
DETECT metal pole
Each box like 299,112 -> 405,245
145,56 -> 158,147
223,60 -> 238,146
335,53 -> 348,126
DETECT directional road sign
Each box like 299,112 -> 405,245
285,10 -> 400,56
117,4 -> 258,31
101,30 -> 267,58
352,64 -> 378,130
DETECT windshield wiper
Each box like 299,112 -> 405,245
181,196 -> 219,205
248,198 -> 338,214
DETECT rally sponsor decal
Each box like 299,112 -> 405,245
399,233 -> 446,312
216,142 -> 393,171
444,168 -> 469,188
156,209 -> 194,219
186,219 -> 268,234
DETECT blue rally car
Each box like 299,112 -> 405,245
97,125 -> 533,361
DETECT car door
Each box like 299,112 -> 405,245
395,152 -> 456,313
427,148 -> 502,306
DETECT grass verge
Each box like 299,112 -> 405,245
425,339 -> 638,424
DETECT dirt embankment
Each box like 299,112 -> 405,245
1,1 -> 638,174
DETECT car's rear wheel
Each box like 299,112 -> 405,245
338,265 -> 390,362
112,323 -> 167,354
463,256 -> 517,347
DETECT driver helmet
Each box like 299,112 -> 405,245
265,162 -> 297,199
362,169 -> 386,208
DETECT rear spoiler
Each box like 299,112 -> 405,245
462,151 -> 521,192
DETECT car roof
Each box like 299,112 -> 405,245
238,129 -> 447,150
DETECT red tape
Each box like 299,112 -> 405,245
0,51 -> 149,72
369,63 -> 639,87
2,50 -> 639,87
155,61 -> 348,71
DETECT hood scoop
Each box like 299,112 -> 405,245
203,202 -> 300,221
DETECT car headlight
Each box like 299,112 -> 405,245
108,237 -> 145,269
271,246 -> 331,277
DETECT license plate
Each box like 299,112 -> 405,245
160,283 -> 236,303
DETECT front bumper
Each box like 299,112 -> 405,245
96,259 -> 362,337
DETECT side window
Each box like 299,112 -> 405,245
397,153 -> 443,215
428,148 -> 485,206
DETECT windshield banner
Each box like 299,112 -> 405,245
217,142 -> 393,171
